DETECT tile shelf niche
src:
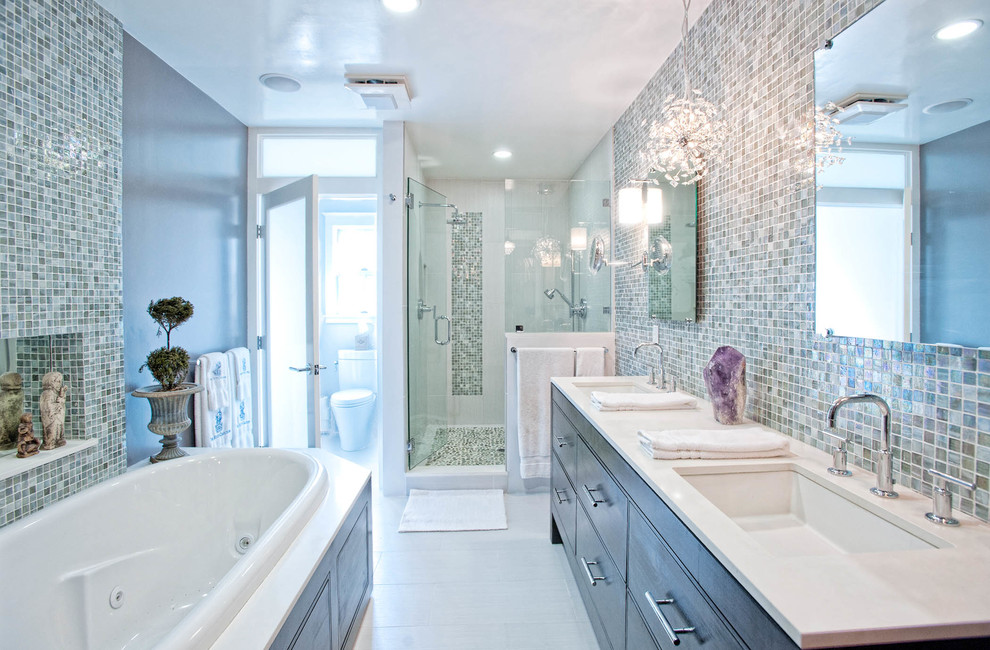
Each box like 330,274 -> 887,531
0,439 -> 98,482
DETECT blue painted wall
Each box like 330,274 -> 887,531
122,33 -> 248,465
920,118 -> 990,347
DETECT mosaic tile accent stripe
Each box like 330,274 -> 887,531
451,212 -> 483,396
612,0 -> 990,522
0,0 -> 124,527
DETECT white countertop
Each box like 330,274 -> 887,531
553,376 -> 990,648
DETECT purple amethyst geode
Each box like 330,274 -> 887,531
703,346 -> 747,425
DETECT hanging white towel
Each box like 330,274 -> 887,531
575,347 -> 605,377
516,347 -> 575,479
194,352 -> 234,448
226,347 -> 255,448
636,427 -> 789,460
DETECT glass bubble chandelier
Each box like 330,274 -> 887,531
645,0 -> 727,186
532,236 -> 561,268
782,101 -> 850,187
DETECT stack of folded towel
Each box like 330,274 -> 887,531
590,391 -> 698,411
637,427 -> 789,460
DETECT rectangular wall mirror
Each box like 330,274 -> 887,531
647,181 -> 697,321
814,0 -> 989,347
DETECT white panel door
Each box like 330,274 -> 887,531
262,175 -> 322,448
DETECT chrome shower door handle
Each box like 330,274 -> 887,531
434,315 -> 451,345
288,364 -> 313,374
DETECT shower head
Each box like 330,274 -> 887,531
543,288 -> 557,299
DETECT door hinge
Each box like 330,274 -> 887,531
256,225 -> 264,239
602,198 -> 610,208
405,192 -> 414,208
256,335 -> 263,350
407,440 -> 414,452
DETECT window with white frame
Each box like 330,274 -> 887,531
322,199 -> 377,321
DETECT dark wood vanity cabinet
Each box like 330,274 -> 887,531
550,386 -> 990,650
270,481 -> 372,650
550,386 -> 791,650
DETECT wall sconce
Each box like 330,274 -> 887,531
618,182 -> 663,225
570,227 -> 588,251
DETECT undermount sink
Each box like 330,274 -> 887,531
675,464 -> 948,557
571,380 -> 659,397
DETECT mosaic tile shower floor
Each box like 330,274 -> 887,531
422,425 -> 506,467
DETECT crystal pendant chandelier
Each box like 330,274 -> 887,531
783,101 -> 850,187
645,0 -> 727,186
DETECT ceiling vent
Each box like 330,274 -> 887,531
344,75 -> 411,110
831,93 -> 908,126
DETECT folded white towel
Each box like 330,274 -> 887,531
637,427 -> 789,460
591,391 -> 698,411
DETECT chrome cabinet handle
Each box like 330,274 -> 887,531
645,591 -> 696,646
434,314 -> 451,345
580,557 -> 606,586
288,364 -> 312,373
553,488 -> 568,505
582,484 -> 605,508
554,435 -> 568,447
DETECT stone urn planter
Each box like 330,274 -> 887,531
132,383 -> 203,463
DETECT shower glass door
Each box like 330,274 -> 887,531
407,178 -> 450,469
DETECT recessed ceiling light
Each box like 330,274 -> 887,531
923,98 -> 973,114
382,0 -> 420,13
493,149 -> 512,159
259,73 -> 301,92
934,19 -> 983,40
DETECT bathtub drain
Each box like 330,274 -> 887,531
236,534 -> 255,554
109,586 -> 124,610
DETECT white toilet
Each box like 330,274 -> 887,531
330,349 -> 377,451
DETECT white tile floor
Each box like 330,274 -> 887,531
325,433 -> 599,650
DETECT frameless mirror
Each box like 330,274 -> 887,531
814,0 -> 990,346
647,178 -> 697,321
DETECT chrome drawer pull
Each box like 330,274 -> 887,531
582,484 -> 605,508
554,488 -> 568,504
554,435 -> 568,447
580,557 -> 606,586
645,591 -> 696,646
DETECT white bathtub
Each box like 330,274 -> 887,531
0,448 -> 329,650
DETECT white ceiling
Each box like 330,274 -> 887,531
815,0 -> 990,146
98,0 -> 712,180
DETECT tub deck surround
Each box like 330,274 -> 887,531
552,376 -> 990,648
0,448 -> 335,650
213,449 -> 372,649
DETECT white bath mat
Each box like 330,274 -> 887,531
398,489 -> 507,532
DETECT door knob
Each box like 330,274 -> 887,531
289,364 -> 313,373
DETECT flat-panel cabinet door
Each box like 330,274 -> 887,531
290,580 -> 331,650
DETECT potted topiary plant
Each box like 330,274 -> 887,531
131,297 -> 203,463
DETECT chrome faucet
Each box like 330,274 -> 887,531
634,342 -> 666,389
826,393 -> 897,498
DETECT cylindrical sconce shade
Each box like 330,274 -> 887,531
618,187 -> 643,225
645,187 -> 664,224
570,227 -> 588,251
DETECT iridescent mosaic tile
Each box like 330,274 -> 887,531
613,0 -> 990,521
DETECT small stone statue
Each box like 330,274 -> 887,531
703,346 -> 747,425
16,413 -> 40,458
40,371 -> 68,450
0,372 -> 24,450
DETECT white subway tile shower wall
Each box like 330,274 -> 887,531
1,0 -> 125,525
612,0 -> 990,521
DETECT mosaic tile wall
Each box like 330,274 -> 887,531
613,0 -> 990,522
647,222 -> 673,320
451,212 -> 483,396
0,0 -> 124,526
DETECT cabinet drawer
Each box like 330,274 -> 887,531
576,501 -> 626,650
551,402 -> 579,480
550,453 -> 577,553
576,438 -> 628,577
626,590 -> 661,650
628,508 -> 742,650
